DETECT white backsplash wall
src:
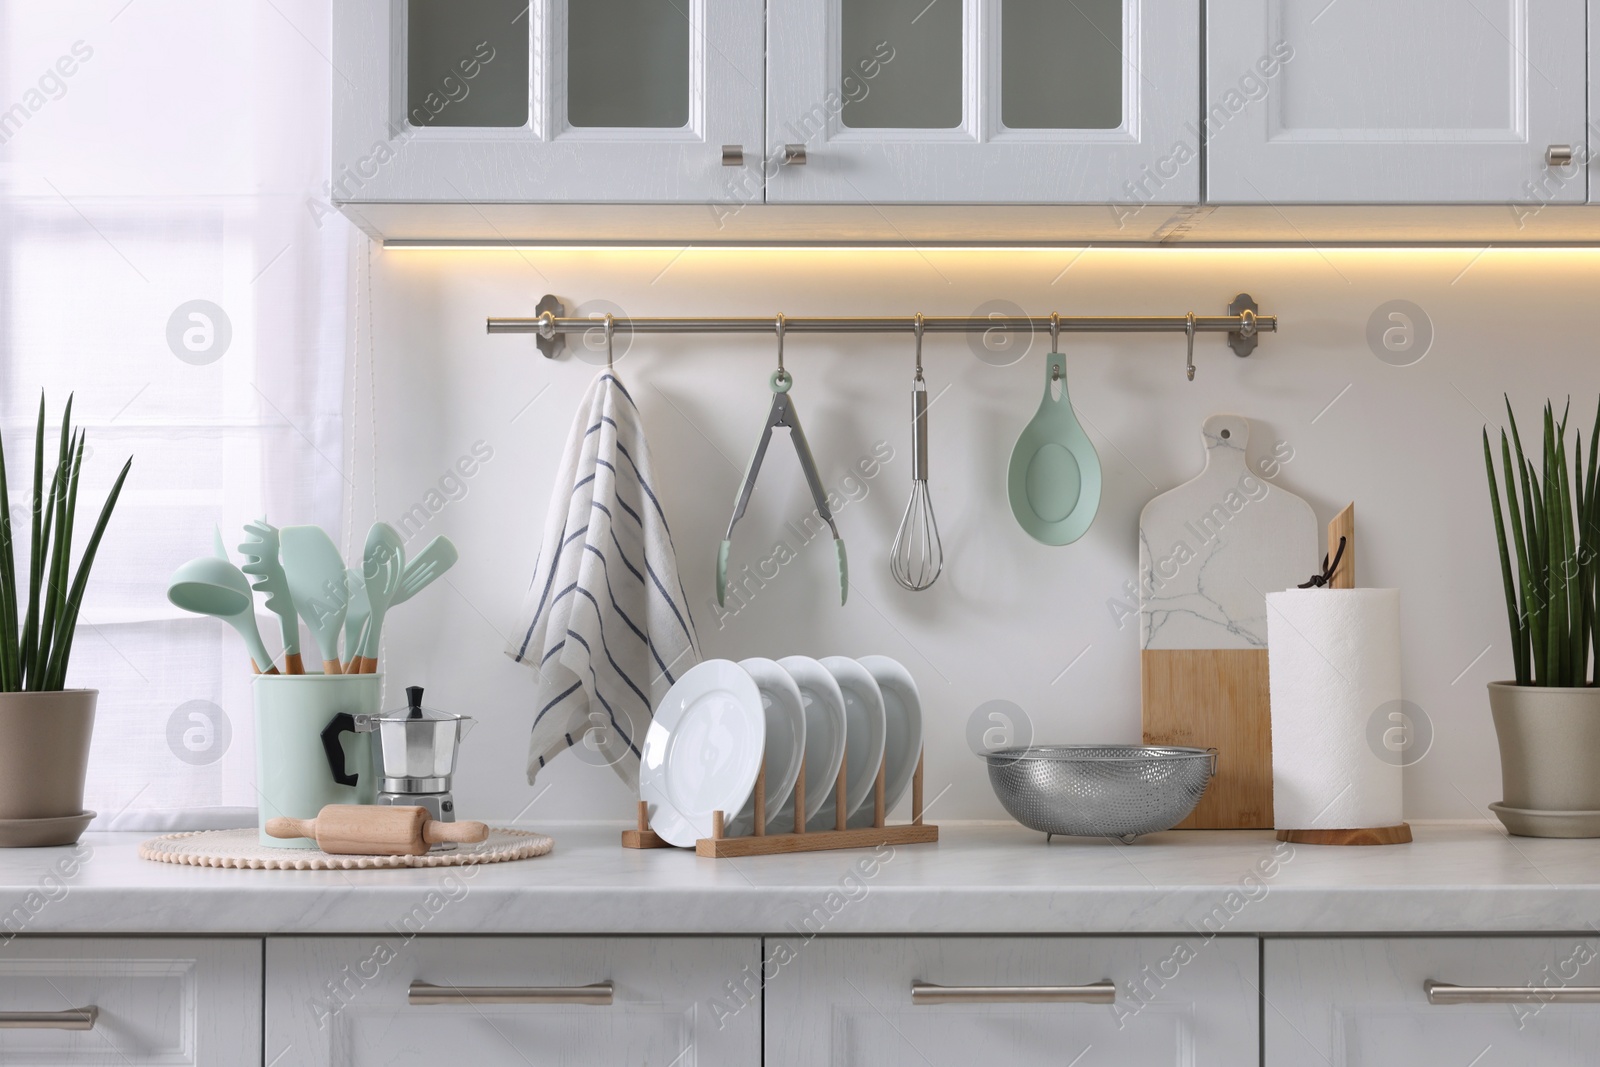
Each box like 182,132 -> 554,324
353,244 -> 1600,826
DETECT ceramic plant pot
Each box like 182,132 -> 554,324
0,689 -> 97,846
1489,681 -> 1600,837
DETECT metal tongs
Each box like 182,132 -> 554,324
717,315 -> 848,606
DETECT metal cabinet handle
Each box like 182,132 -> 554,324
781,144 -> 807,166
912,981 -> 1115,1005
409,982 -> 613,1006
0,1007 -> 98,1030
721,145 -> 744,167
1546,144 -> 1575,167
1426,980 -> 1600,1005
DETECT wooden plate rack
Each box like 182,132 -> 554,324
623,745 -> 939,857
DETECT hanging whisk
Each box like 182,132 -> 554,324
891,314 -> 944,591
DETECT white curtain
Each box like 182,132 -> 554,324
0,1 -> 352,828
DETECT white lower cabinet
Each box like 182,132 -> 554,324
266,936 -> 760,1066
763,936 -> 1259,1066
1266,937 -> 1600,1066
0,938 -> 261,1066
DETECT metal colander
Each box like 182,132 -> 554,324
984,745 -> 1217,842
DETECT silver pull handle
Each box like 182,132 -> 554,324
912,981 -> 1115,1005
409,982 -> 613,1006
1546,144 -> 1575,166
721,145 -> 744,167
782,144 -> 807,166
1426,980 -> 1600,1005
0,1007 -> 99,1030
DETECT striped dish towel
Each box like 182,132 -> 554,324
507,370 -> 700,788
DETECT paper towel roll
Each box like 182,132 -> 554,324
1267,588 -> 1403,830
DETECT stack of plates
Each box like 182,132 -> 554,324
639,655 -> 922,848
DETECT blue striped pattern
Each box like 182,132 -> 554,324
507,372 -> 700,785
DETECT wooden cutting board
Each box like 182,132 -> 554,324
1139,414 -> 1317,828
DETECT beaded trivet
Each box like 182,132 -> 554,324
139,827 -> 553,870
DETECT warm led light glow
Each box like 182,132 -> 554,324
381,242 -> 1600,254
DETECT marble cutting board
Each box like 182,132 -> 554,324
1138,413 -> 1317,829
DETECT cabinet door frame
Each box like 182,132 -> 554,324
333,0 -> 765,204
0,937 -> 262,1067
266,935 -> 761,1067
766,0 -> 1200,205
1266,936 -> 1600,1065
764,935 -> 1259,1066
1206,0 -> 1588,204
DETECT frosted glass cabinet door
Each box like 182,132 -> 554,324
1266,938 -> 1600,1067
766,0 -> 1200,204
333,0 -> 764,203
1207,0 -> 1588,203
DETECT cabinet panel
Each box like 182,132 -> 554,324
1266,937 -> 1600,1066
0,938 -> 261,1067
334,0 -> 764,204
767,0 -> 1198,205
1207,0 -> 1587,203
267,936 -> 759,1066
764,936 -> 1257,1066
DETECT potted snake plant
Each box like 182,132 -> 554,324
0,394 -> 131,846
1483,398 -> 1600,836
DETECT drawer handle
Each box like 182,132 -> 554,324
1426,980 -> 1600,1005
409,982 -> 613,1006
911,981 -> 1115,1005
0,1006 -> 99,1030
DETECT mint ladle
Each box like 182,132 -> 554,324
167,556 -> 278,673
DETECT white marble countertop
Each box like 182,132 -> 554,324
2,821 -> 1597,937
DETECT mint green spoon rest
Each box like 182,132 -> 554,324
1007,352 -> 1102,545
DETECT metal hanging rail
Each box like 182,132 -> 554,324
488,293 -> 1275,362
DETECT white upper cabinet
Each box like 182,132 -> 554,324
765,0 -> 1200,204
1206,0 -> 1588,204
332,0 -> 764,203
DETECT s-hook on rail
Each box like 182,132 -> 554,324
487,294 -> 1277,372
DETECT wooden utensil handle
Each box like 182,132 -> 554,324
265,816 -> 316,840
424,820 -> 489,844
321,659 -> 343,675
284,652 -> 305,676
1329,503 -> 1355,589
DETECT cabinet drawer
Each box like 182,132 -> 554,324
267,936 -> 759,1067
1266,937 -> 1600,1066
764,936 -> 1257,1066
0,938 -> 261,1066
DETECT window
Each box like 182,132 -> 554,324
0,0 -> 351,828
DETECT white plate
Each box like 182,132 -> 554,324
850,656 -> 923,828
639,659 -> 766,848
729,657 -> 807,835
775,656 -> 847,826
817,656 -> 887,829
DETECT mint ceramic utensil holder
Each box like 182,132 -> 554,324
1008,351 -> 1102,545
254,673 -> 378,847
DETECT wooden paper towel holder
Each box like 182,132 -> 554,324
1275,503 -> 1413,847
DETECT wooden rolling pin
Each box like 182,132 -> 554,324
266,805 -> 488,856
